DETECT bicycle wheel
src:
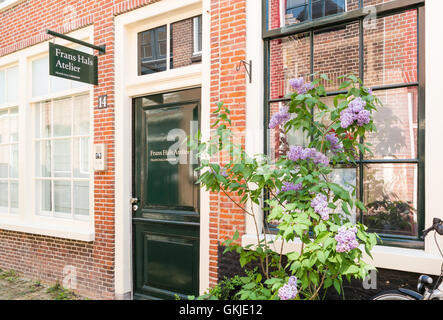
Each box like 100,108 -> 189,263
371,290 -> 418,300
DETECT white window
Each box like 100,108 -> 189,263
0,0 -> 22,12
33,94 -> 90,220
0,65 -> 19,215
193,15 -> 202,55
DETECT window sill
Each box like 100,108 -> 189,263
0,217 -> 94,242
191,53 -> 202,63
241,233 -> 442,276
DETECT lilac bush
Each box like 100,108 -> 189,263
193,74 -> 381,300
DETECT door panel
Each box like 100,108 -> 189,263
133,88 -> 200,300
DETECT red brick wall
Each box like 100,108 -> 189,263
208,0 -> 247,287
0,0 -> 161,300
172,17 -> 195,69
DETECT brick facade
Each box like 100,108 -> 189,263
0,0 -> 162,299
208,0 -> 247,287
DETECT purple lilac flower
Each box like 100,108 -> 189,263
335,226 -> 359,253
279,182 -> 302,194
289,77 -> 314,95
287,145 -> 303,161
269,106 -> 291,129
310,193 -> 330,221
325,133 -> 343,154
355,109 -> 370,126
287,146 -> 329,166
340,97 -> 371,129
367,87 -> 373,95
348,97 -> 366,113
220,168 -> 228,177
278,276 -> 298,300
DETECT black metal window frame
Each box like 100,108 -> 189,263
138,25 -> 167,75
262,0 -> 426,249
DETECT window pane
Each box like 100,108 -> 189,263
363,163 -> 418,237
10,143 -> 18,178
0,70 -> 5,105
73,95 -> 89,136
50,75 -> 70,94
6,66 -> 19,104
0,109 -> 8,144
53,139 -> 71,177
268,102 -> 309,162
364,10 -> 417,87
139,25 -> 168,75
9,107 -> 18,142
74,181 -> 89,217
36,180 -> 52,214
0,181 -> 7,211
328,166 -> 358,224
325,0 -> 346,16
73,138 -> 89,178
10,181 -> 18,212
366,87 -> 418,160
267,0 -> 357,30
53,98 -> 72,137
269,33 -> 310,99
35,141 -> 51,177
41,102 -> 51,138
54,180 -> 71,214
32,57 -> 49,97
286,3 -> 309,24
0,145 -> 8,178
313,22 -> 360,92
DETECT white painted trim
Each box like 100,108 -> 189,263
114,0 -> 207,299
425,0 -> 443,257
199,0 -> 211,295
0,0 -> 23,12
0,218 -> 94,242
245,0 -> 265,236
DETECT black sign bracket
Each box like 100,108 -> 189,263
46,29 -> 106,55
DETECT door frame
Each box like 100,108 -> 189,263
114,0 -> 210,299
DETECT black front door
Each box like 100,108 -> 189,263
132,88 -> 200,300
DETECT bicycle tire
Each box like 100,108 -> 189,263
371,290 -> 418,300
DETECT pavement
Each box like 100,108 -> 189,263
0,269 -> 85,300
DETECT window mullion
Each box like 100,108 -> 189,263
71,96 -> 74,219
50,100 -> 54,216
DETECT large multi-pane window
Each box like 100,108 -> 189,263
264,0 -> 425,247
0,65 -> 19,214
34,94 -> 90,220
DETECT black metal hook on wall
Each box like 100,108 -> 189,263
236,60 -> 252,83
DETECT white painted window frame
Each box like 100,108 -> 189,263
0,27 -> 95,242
193,15 -> 202,56
0,101 -> 19,215
0,0 -> 23,12
33,94 -> 90,221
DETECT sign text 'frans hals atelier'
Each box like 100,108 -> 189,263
49,43 -> 98,85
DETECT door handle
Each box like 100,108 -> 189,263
131,197 -> 139,212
